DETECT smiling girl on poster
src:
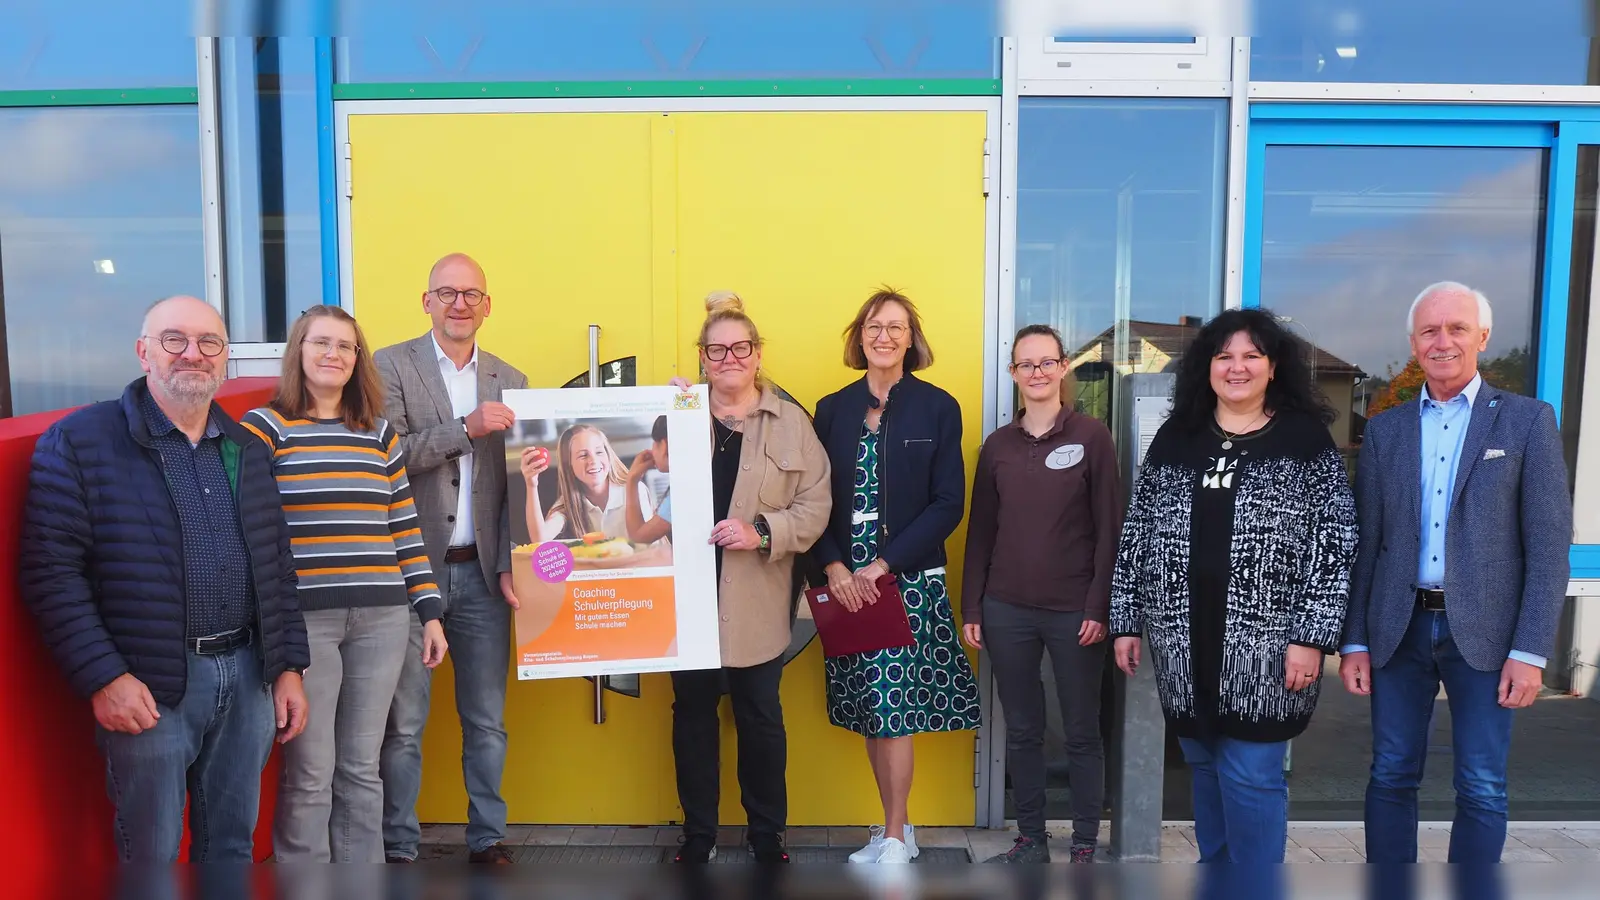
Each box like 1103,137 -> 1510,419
520,423 -> 654,544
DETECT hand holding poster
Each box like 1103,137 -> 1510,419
503,385 -> 721,679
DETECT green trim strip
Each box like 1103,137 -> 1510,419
0,87 -> 199,108
334,78 -> 1001,101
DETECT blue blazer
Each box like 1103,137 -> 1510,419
812,372 -> 965,576
1345,382 -> 1572,672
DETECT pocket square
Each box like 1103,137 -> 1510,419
1483,448 -> 1506,460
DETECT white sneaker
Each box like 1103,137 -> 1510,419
877,837 -> 913,864
847,825 -> 920,863
848,826 -> 887,864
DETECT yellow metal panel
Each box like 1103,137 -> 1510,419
649,116 -> 681,385
671,111 -> 989,827
346,107 -> 989,827
347,111 -> 678,824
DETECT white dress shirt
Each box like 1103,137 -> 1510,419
433,333 -> 479,548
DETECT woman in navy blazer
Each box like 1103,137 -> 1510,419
812,288 -> 979,865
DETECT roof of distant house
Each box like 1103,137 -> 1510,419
1069,319 -> 1366,378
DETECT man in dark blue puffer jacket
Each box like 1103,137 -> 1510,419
20,295 -> 310,863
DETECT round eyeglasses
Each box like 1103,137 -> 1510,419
430,287 -> 487,307
145,333 -> 228,357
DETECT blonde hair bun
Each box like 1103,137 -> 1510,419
704,290 -> 745,315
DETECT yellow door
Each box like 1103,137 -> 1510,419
345,105 -> 989,826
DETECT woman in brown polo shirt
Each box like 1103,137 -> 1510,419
961,323 -> 1121,864
667,291 -> 832,864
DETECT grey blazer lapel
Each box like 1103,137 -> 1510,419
409,334 -> 456,424
1450,384 -> 1502,512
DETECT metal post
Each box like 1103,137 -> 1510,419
1108,373 -> 1173,862
588,323 -> 606,724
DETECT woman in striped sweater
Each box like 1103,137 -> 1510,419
242,306 -> 448,863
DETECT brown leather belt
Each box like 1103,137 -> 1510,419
444,544 -> 478,564
1417,588 -> 1446,611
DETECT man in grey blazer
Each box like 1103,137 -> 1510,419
376,252 -> 529,864
1340,282 -> 1571,864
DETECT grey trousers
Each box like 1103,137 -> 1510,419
273,605 -> 411,862
381,562 -> 511,858
984,599 -> 1107,844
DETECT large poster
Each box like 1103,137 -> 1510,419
502,385 -> 720,679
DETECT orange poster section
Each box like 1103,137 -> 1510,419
514,574 -> 677,666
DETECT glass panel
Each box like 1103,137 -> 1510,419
0,3 -> 196,89
1250,0 -> 1594,85
342,2 -> 995,82
1013,97 -> 1226,825
0,106 -> 205,416
1259,143 -> 1560,820
222,37 -> 324,343
1565,146 -> 1596,497
1017,98 -> 1226,428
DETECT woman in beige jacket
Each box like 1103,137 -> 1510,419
665,291 -> 832,865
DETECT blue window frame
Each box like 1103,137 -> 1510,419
1243,103 -> 1600,578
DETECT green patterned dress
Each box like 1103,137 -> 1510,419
824,425 -> 981,738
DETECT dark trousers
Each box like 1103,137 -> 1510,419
671,654 -> 787,839
984,599 -> 1106,844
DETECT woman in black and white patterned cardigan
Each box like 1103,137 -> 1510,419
1110,308 -> 1356,864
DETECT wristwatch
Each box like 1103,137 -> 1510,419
753,519 -> 771,552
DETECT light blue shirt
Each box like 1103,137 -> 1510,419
656,491 -> 672,524
1342,373 -> 1545,668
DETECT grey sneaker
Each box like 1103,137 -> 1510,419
1069,841 -> 1097,863
984,835 -> 1050,863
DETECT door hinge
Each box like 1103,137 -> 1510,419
342,141 -> 353,199
981,138 -> 992,196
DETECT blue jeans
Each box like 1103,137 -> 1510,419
95,644 -> 276,862
1365,606 -> 1514,864
1178,735 -> 1289,863
381,562 -> 511,857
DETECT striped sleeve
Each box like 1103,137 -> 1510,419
239,408 -> 280,450
384,421 -> 443,624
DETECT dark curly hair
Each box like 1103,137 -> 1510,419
1170,307 -> 1335,432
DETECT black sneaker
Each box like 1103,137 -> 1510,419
985,835 -> 1050,863
674,834 -> 718,863
1069,841 -> 1097,863
748,832 -> 790,863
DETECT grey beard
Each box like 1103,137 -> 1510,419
156,368 -> 224,408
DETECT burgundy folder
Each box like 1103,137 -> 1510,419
803,572 -> 916,658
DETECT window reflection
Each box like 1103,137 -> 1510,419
343,4 -> 995,82
1250,0 -> 1594,85
1016,98 -> 1226,427
1258,145 -> 1545,469
0,3 -> 196,90
0,105 -> 205,416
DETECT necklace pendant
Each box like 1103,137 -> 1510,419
1221,440 -> 1233,450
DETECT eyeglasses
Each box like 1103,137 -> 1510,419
304,337 -> 359,358
864,323 -> 908,340
429,287 -> 487,307
701,341 -> 755,361
1010,358 -> 1063,377
145,333 -> 227,357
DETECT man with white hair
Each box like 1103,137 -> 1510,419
1340,282 -> 1571,863
20,296 -> 310,861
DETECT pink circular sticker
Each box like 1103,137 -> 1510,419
532,541 -> 574,583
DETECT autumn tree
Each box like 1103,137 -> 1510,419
1369,359 -> 1426,415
